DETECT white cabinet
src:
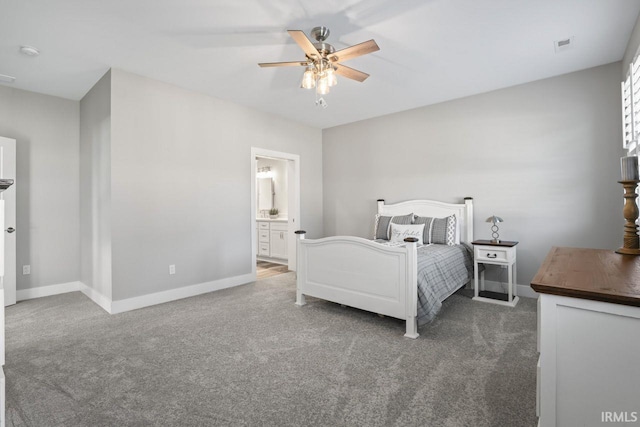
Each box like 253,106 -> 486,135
269,222 -> 288,259
537,294 -> 640,427
256,220 -> 288,262
532,247 -> 640,427
258,221 -> 270,257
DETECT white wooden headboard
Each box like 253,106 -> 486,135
377,198 -> 474,244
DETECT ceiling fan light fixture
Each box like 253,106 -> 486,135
259,27 -> 380,107
325,67 -> 337,87
301,67 -> 316,89
316,76 -> 330,95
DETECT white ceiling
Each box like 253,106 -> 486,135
1,0 -> 639,129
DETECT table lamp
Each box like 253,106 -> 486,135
486,215 -> 503,243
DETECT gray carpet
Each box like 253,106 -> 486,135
4,273 -> 538,427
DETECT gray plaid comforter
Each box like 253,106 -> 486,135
415,243 -> 474,325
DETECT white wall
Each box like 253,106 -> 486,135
0,85 -> 79,291
109,69 -> 322,301
322,62 -> 624,288
79,70 -> 112,299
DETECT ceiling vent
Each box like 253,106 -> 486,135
0,74 -> 16,83
554,37 -> 574,53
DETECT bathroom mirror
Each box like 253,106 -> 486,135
258,177 -> 273,211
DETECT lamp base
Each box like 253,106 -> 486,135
490,238 -> 500,244
615,247 -> 640,255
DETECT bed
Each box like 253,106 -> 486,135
294,198 -> 474,338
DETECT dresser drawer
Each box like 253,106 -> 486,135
259,230 -> 270,242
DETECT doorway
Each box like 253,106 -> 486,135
250,148 -> 300,280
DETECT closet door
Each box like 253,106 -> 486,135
0,137 -> 15,307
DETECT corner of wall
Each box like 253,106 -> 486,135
622,11 -> 640,76
79,68 -> 113,301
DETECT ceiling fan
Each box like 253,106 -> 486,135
258,26 -> 379,106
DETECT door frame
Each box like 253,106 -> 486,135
250,148 -> 300,277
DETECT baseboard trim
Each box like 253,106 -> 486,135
16,274 -> 255,315
79,284 -> 112,313
110,273 -> 254,314
16,281 -> 82,301
481,280 -> 538,299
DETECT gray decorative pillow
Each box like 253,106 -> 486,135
414,214 -> 457,245
445,214 -> 457,245
413,216 -> 434,244
374,213 -> 414,240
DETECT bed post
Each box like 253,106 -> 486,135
403,237 -> 419,339
377,199 -> 385,215
464,197 -> 474,243
294,230 -> 306,307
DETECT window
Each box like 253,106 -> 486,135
622,55 -> 640,156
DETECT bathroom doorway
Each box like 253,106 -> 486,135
250,148 -> 300,280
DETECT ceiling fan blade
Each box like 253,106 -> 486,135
258,61 -> 309,68
287,30 -> 320,59
334,64 -> 370,82
330,40 -> 380,63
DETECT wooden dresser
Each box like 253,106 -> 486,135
531,247 -> 640,427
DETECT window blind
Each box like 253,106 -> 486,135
622,55 -> 640,155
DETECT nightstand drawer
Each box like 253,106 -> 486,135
476,248 -> 509,262
473,245 -> 516,264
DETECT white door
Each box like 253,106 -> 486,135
0,138 -> 16,306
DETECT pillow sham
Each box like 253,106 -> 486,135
414,214 -> 457,245
374,213 -> 414,240
389,223 -> 424,244
412,216 -> 434,244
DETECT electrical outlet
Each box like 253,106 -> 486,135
169,264 -> 176,275
22,265 -> 30,275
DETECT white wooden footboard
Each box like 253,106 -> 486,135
295,232 -> 419,338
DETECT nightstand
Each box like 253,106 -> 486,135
471,240 -> 519,307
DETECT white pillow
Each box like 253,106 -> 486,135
389,223 -> 424,244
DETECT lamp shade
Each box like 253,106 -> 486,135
486,215 -> 504,224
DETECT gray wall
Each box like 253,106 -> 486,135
79,70 -> 112,299
623,12 -> 640,75
322,62 -> 624,288
109,69 -> 322,301
0,85 -> 79,290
